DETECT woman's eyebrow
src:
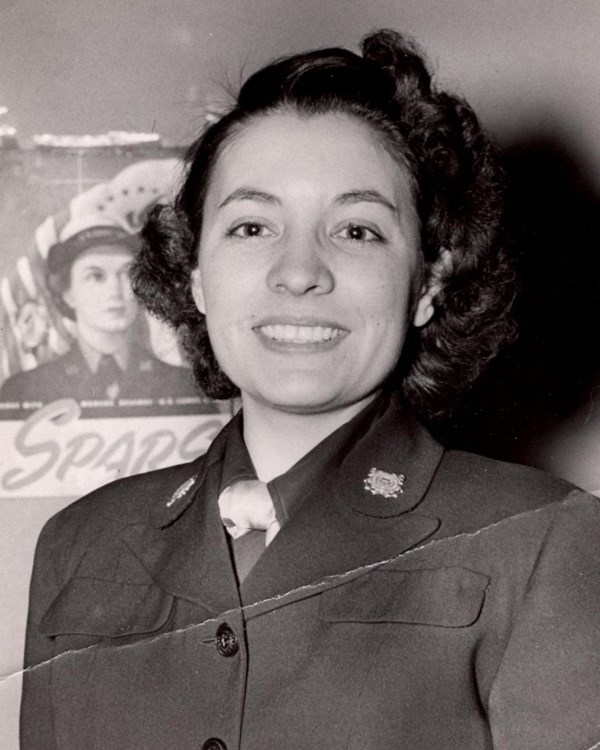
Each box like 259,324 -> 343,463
335,190 -> 397,214
218,187 -> 281,209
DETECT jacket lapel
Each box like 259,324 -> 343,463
241,399 -> 444,606
118,422 -> 241,616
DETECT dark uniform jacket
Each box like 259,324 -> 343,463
20,396 -> 600,749
0,344 -> 215,417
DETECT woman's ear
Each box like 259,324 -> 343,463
413,249 -> 452,328
62,288 -> 74,311
190,267 -> 206,315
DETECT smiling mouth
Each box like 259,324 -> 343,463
256,324 -> 347,344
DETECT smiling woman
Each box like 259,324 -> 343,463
190,113 -> 428,451
20,29 -> 600,750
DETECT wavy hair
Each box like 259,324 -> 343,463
131,29 -> 515,420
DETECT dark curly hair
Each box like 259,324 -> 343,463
131,29 -> 515,420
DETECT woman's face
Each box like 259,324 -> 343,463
63,246 -> 138,336
192,111 -> 434,416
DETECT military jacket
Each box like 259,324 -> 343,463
20,399 -> 600,749
0,344 -> 215,417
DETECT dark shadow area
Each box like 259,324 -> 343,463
436,133 -> 600,470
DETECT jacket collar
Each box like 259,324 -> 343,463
240,395 -> 443,605
150,415 -> 234,529
122,395 -> 444,613
335,393 -> 443,517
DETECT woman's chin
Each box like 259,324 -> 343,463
241,379 -> 376,417
243,384 -> 344,415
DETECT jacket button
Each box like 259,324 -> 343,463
215,623 -> 239,657
202,740 -> 227,750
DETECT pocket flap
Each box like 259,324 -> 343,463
319,567 -> 489,628
40,577 -> 174,637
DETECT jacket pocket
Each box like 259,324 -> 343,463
318,566 -> 489,628
40,577 -> 174,638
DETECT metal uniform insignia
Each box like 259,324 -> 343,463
166,475 -> 197,507
363,467 -> 405,498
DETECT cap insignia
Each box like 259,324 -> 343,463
363,467 -> 405,498
166,475 -> 197,507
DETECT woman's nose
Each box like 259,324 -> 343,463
107,273 -> 126,298
266,238 -> 334,296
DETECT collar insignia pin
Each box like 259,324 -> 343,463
364,467 -> 405,498
166,475 -> 197,507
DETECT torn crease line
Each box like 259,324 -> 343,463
0,500 -> 565,687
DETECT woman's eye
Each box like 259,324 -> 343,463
85,271 -> 105,282
228,222 -> 274,239
334,224 -> 383,243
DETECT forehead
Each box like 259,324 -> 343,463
71,245 -> 133,271
208,111 -> 415,203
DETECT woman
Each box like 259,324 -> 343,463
20,30 -> 600,750
0,223 -> 206,416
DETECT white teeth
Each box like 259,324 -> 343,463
259,325 -> 343,343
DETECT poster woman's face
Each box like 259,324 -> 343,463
192,112 -> 434,416
63,246 -> 138,336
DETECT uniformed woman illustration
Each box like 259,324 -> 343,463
21,29 -> 600,750
0,223 -> 203,414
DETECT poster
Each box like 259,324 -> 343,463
0,145 -> 231,498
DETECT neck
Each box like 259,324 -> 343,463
242,392 -> 380,482
76,322 -> 130,356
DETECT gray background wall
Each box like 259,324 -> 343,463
1,0 -> 599,186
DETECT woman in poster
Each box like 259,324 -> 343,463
0,223 -> 201,410
20,29 -> 600,750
